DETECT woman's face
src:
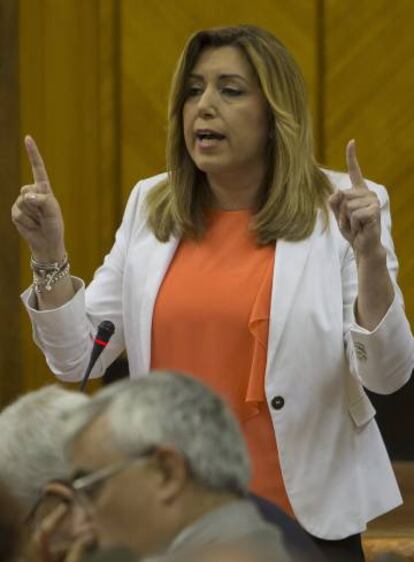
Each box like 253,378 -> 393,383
182,45 -> 270,182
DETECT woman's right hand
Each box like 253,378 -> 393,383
11,135 -> 66,262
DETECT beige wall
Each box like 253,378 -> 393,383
1,0 -> 413,398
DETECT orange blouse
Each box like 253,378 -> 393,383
151,209 -> 293,516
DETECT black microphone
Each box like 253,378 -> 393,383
80,320 -> 115,391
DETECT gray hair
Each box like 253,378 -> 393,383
0,385 -> 89,510
64,371 -> 251,495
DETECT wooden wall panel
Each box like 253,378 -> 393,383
120,0 -> 321,202
0,0 -> 23,406
323,0 -> 414,326
18,0 -> 119,390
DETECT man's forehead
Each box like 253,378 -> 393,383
69,413 -> 122,468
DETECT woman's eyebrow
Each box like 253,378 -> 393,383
189,73 -> 248,83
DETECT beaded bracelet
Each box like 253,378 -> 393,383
31,255 -> 70,294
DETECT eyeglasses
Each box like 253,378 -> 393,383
71,446 -> 157,507
26,446 -> 157,525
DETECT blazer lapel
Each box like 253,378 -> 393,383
268,216 -> 321,363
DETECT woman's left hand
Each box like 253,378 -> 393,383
329,140 -> 383,259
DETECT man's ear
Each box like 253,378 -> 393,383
151,446 -> 190,504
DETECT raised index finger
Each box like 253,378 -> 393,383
24,135 -> 51,188
346,139 -> 365,190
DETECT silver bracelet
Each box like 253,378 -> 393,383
31,255 -> 70,294
30,254 -> 68,274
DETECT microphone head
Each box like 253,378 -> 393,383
96,320 -> 115,343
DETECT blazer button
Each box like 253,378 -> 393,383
271,396 -> 285,410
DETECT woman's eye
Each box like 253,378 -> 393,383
221,87 -> 243,97
185,85 -> 243,98
186,86 -> 203,97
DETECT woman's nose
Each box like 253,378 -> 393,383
197,87 -> 217,117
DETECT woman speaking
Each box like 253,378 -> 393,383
12,25 -> 414,561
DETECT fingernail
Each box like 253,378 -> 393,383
24,193 -> 37,201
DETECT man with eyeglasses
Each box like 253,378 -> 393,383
57,371 -> 322,562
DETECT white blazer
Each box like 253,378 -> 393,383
23,170 -> 414,540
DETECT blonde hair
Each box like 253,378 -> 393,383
146,25 -> 332,244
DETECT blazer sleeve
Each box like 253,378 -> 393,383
21,181 -> 144,382
342,182 -> 414,394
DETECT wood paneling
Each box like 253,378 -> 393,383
323,0 -> 414,326
0,0 -> 23,406
120,0 -> 320,202
363,462 -> 414,560
18,0 -> 119,390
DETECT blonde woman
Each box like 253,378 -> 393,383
12,25 -> 414,561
